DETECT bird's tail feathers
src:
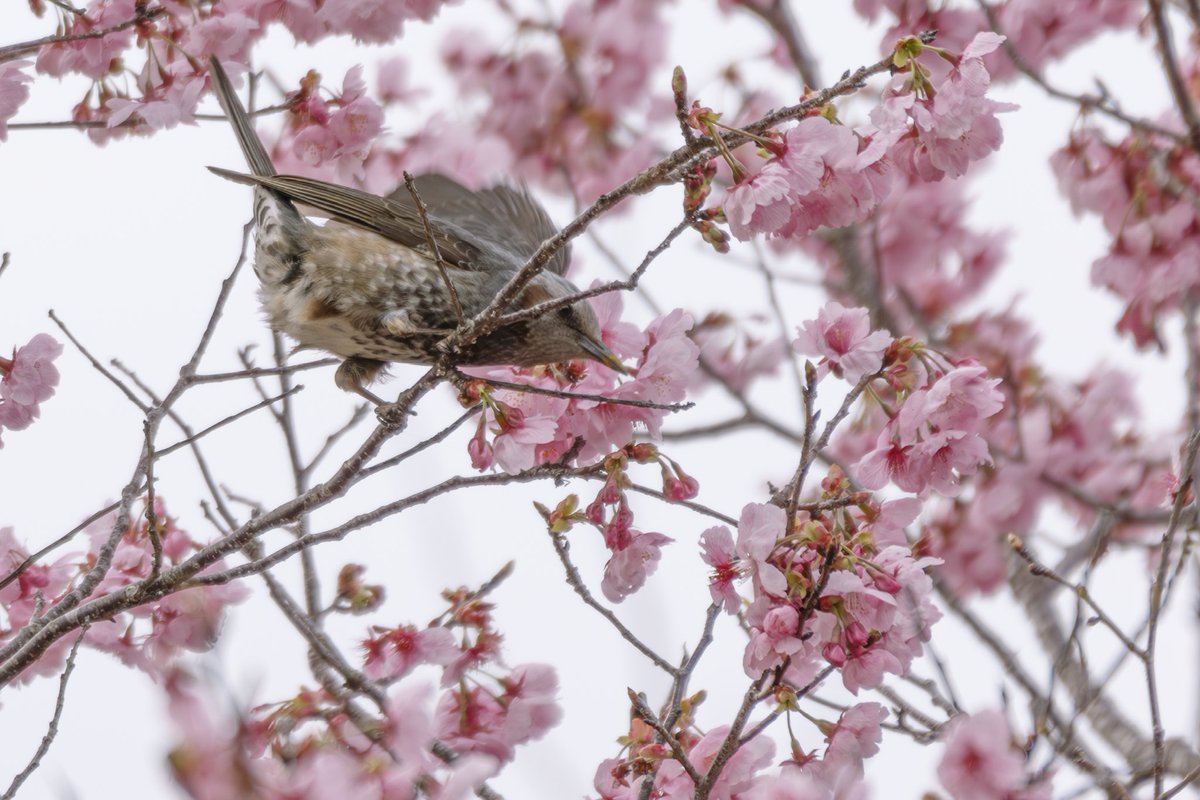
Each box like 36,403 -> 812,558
208,57 -> 276,179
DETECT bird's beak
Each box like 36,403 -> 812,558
579,335 -> 629,375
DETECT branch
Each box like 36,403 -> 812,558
1,630 -> 85,800
465,371 -> 694,412
547,529 -> 678,675
403,171 -> 464,324
438,43 -> 909,365
0,5 -> 165,63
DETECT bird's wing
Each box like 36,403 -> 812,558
386,174 -> 571,276
207,168 -> 482,269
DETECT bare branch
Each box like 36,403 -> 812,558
1,630 -> 85,800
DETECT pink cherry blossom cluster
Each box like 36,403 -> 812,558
792,303 -> 1004,500
722,114 -> 894,240
590,472 -> 936,798
16,0 -> 444,150
833,301 -> 1171,601
267,64 -> 386,183
386,0 -> 668,196
168,674 -> 501,799
703,492 -> 941,695
0,333 -> 62,448
1052,127 -> 1200,348
466,293 -> 699,473
587,447 -> 678,602
535,443 -> 695,603
721,33 -> 1012,242
740,702 -> 888,799
851,0 -> 1139,84
228,0 -> 451,45
166,573 -> 562,799
594,718 -> 776,799
857,362 -> 1003,496
0,61 -> 32,141
918,320 -> 1170,596
34,0 -> 140,80
593,701 -> 889,798
873,33 -> 1017,183
0,500 -> 246,683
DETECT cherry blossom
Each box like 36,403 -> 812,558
435,663 -> 564,763
467,298 -> 698,473
874,33 -> 1016,183
652,725 -> 776,799
857,364 -> 1004,496
362,623 -> 458,681
937,710 -> 1051,800
794,302 -> 891,382
0,333 -> 62,437
182,9 -> 261,61
602,529 -> 672,603
1052,126 -> 1200,347
742,767 -> 833,800
735,502 -> 788,598
434,0 -> 667,195
107,64 -> 207,132
35,0 -> 137,79
0,61 -> 32,141
724,116 -> 894,240
852,0 -> 1137,85
700,525 -> 741,613
66,504 -> 249,677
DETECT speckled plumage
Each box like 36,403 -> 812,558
206,58 -> 623,397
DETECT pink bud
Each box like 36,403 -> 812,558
667,474 -> 700,500
468,417 -> 493,470
598,475 -> 623,505
611,500 -> 634,533
822,641 -> 847,667
844,621 -> 870,650
872,571 -> 902,594
585,499 -> 606,526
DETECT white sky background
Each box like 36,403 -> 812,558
0,2 -> 1193,799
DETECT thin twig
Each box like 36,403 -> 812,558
494,214 -> 695,329
0,5 -> 165,63
48,310 -> 149,412
547,530 -> 677,675
360,408 -> 478,479
466,372 -> 694,411
628,690 -> 704,785
0,501 -> 121,593
188,358 -> 338,385
975,0 -> 1188,144
1148,0 -> 1200,154
156,386 -> 303,458
403,171 -> 464,324
1008,534 -> 1142,656
142,420 -> 163,578
1,630 -> 85,800
303,402 -> 371,480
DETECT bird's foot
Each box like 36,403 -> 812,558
335,357 -> 388,405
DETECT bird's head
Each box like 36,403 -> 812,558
507,273 -> 628,374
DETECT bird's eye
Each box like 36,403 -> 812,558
558,307 -> 574,321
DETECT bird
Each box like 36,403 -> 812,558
204,56 -> 626,403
